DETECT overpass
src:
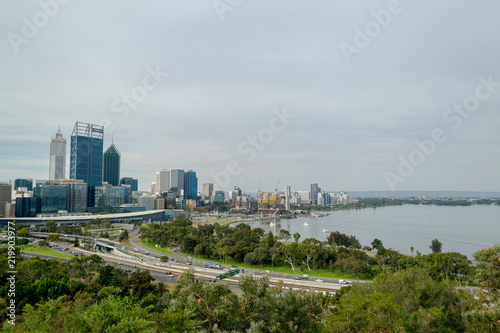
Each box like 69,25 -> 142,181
0,210 -> 166,229
29,232 -> 136,258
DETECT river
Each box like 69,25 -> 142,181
237,204 -> 500,259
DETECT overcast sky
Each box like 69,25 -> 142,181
1,0 -> 499,193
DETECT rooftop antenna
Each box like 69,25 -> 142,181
112,133 -> 114,144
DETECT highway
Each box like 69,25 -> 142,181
24,231 -> 354,294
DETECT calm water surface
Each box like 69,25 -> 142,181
238,205 -> 500,259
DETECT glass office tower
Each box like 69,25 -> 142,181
103,144 -> 120,186
34,184 -> 67,214
70,122 -> 104,207
183,170 -> 198,200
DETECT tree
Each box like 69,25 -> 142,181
325,268 -> 468,332
262,231 -> 277,249
18,227 -> 29,237
251,227 -> 265,238
45,220 -> 57,233
430,239 -> 443,253
74,238 -> 80,248
252,247 -> 269,267
279,229 -> 291,241
473,245 -> 500,294
423,252 -> 471,283
301,243 -> 319,271
47,233 -> 59,241
127,270 -> 155,299
119,229 -> 129,242
160,256 -> 169,262
293,232 -> 301,243
277,243 -> 303,271
371,238 -> 383,251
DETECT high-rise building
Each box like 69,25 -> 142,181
284,185 -> 291,211
0,184 -> 11,217
10,178 -> 33,198
15,196 -> 37,217
120,177 -> 138,192
155,169 -> 170,195
211,191 -> 225,203
202,183 -> 213,200
49,128 -> 66,180
61,179 -> 87,213
164,191 -> 177,209
228,190 -> 238,203
183,170 -> 198,200
310,183 -> 319,205
297,191 -> 310,205
170,169 -> 184,196
103,143 -> 120,186
138,194 -> 155,210
34,184 -> 67,214
70,122 -> 104,207
94,186 -> 125,212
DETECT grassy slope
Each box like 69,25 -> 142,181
3,244 -> 73,259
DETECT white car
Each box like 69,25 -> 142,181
315,279 -> 324,283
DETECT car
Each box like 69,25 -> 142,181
132,265 -> 136,268
294,277 -> 301,280
315,279 -> 324,283
165,271 -> 172,275
186,261 -> 192,265
265,270 -> 271,273
231,265 -> 237,268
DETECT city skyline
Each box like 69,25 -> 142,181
1,1 -> 500,192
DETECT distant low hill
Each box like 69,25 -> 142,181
349,191 -> 500,198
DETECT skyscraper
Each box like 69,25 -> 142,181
183,170 -> 198,200
155,169 -> 170,195
0,184 -> 11,217
202,183 -> 213,200
70,122 -> 104,207
284,185 -> 291,211
103,143 -> 121,186
49,127 -> 66,180
170,169 -> 184,196
310,183 -> 319,205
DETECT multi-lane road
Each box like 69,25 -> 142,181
22,231 -> 354,294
